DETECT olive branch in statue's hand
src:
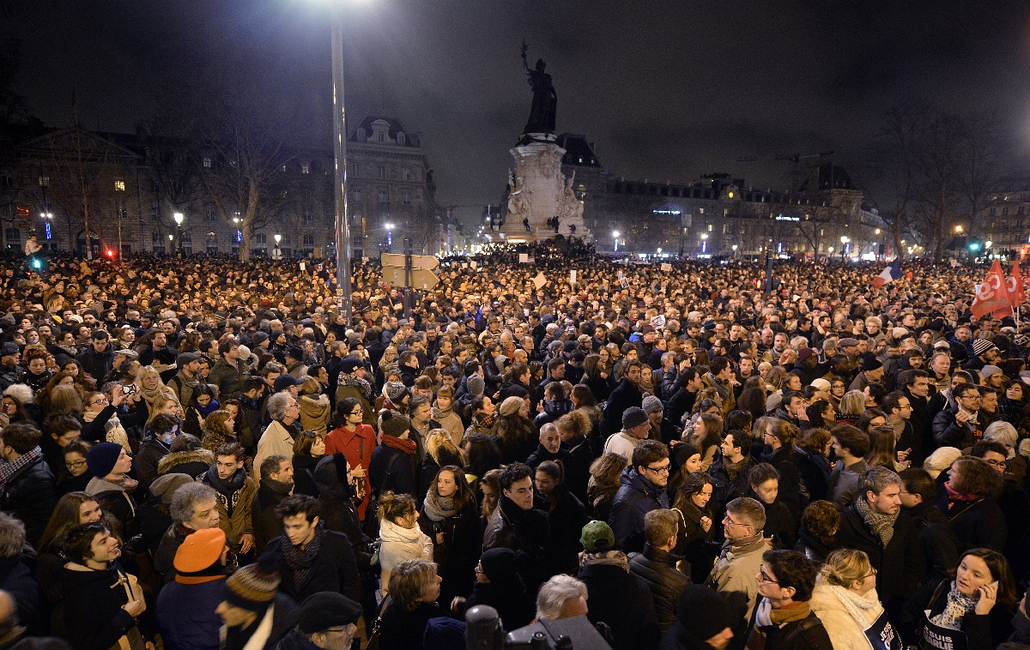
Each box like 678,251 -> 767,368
521,39 -> 528,62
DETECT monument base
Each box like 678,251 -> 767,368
499,133 -> 590,244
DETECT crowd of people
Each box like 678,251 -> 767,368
0,239 -> 1029,650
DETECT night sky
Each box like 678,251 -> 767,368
5,0 -> 1030,224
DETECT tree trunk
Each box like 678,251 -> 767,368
240,220 -> 252,261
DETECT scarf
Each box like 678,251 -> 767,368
471,412 -> 495,431
0,446 -> 42,489
205,466 -> 247,517
724,456 -> 746,482
138,384 -> 165,406
929,582 -> 977,631
827,583 -> 883,626
727,531 -> 765,551
281,523 -> 324,591
423,490 -> 458,523
581,550 -> 630,573
84,409 -> 130,450
198,398 -> 220,417
382,434 -> 417,455
259,475 -> 294,496
339,374 -> 373,402
944,482 -> 980,507
854,497 -> 898,547
105,473 -> 139,494
755,599 -> 812,627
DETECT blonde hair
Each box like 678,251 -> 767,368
822,548 -> 872,587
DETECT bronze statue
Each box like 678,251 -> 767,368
521,40 -> 557,133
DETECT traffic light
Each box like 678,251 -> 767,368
968,239 -> 981,252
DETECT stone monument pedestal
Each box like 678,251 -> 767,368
499,133 -> 590,244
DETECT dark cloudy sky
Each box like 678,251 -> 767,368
5,0 -> 1030,221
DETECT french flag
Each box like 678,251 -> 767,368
872,258 -> 902,289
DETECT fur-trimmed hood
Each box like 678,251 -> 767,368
157,448 -> 216,475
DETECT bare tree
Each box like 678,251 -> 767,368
960,109 -> 1008,239
912,112 -> 968,262
867,105 -> 928,261
193,70 -> 298,261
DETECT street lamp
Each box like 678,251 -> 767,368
612,230 -> 620,253
840,235 -> 850,261
273,233 -> 282,260
955,225 -> 964,234
327,2 -> 354,322
173,212 -> 184,255
385,223 -> 394,250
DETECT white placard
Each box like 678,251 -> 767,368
661,263 -> 672,272
533,272 -> 547,290
570,270 -> 577,286
519,253 -> 530,263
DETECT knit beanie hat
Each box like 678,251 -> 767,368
384,381 -> 408,404
174,527 -> 227,575
499,396 -> 524,417
642,395 -> 663,415
466,375 -> 485,396
622,406 -> 648,430
86,442 -> 123,478
252,332 -> 269,346
972,339 -> 997,357
478,547 -> 523,588
297,593 -> 363,633
223,559 -> 280,612
673,585 -> 735,642
380,412 -> 411,438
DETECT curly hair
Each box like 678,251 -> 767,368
950,456 -> 1003,499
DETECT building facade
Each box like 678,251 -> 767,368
491,132 -> 884,259
0,116 -> 443,258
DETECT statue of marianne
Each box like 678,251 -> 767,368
521,40 -> 557,134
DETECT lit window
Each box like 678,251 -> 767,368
302,163 -> 310,174
39,175 -> 49,187
114,180 -> 126,192
202,157 -> 212,168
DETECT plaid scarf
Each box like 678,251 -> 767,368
281,523 -> 324,591
0,446 -> 42,490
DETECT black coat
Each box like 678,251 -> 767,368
628,544 -> 691,632
905,501 -> 959,589
577,561 -> 660,650
609,467 -> 670,555
251,479 -> 293,554
834,501 -> 924,615
915,579 -> 1015,650
369,445 -> 417,498
133,438 -> 169,496
419,500 -> 482,604
763,446 -> 805,521
264,528 -> 361,603
746,606 -> 832,650
462,579 -> 535,631
60,562 -> 143,650
0,454 -> 56,545
937,493 -> 1007,554
377,601 -> 446,650
603,378 -> 643,437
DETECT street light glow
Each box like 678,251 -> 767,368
612,231 -> 620,238
173,212 -> 184,226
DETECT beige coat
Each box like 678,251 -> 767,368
809,581 -> 886,650
254,421 -> 295,483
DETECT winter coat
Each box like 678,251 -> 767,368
290,454 -> 320,498
577,559 -> 660,650
482,496 -> 548,584
378,518 -> 434,593
541,487 -> 590,577
603,430 -> 643,463
133,437 -> 170,496
937,493 -> 1007,554
747,603 -> 832,650
155,448 -> 215,481
834,501 -> 924,615
462,579 -> 535,631
207,358 -> 242,401
673,500 -> 718,584
431,407 -> 464,449
533,398 -> 573,429
251,478 -> 292,554
419,498 -> 482,603
76,344 -> 114,385
809,582 -> 893,650
915,579 -> 1015,650
313,454 -> 373,570
60,561 -> 146,650
298,393 -> 330,436
705,538 -> 771,635
85,476 -> 136,532
708,455 -> 754,514
795,447 -> 832,503
254,421 -> 296,483
602,378 -> 643,437
525,443 -> 573,470
324,424 -> 375,519
906,501 -> 959,589
199,466 -> 256,550
264,528 -> 361,602
369,443 -> 417,499
764,445 -> 805,520
608,466 -> 670,554
376,601 -> 445,650
628,544 -> 691,631
0,453 -> 56,545
155,576 -> 226,650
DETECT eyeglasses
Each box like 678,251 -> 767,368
723,515 -> 748,528
91,397 -> 109,405
349,409 -> 363,415
983,459 -> 1007,468
861,568 -> 878,580
645,463 -> 671,474
65,459 -> 87,469
757,570 -> 779,585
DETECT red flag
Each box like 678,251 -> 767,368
971,259 -> 1009,318
1007,261 -> 1025,308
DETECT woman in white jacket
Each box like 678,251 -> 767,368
809,548 -> 903,650
377,491 -> 434,594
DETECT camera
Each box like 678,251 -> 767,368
465,605 -> 611,650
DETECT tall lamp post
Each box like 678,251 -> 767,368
612,230 -> 620,254
173,212 -> 184,255
329,4 -> 353,322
